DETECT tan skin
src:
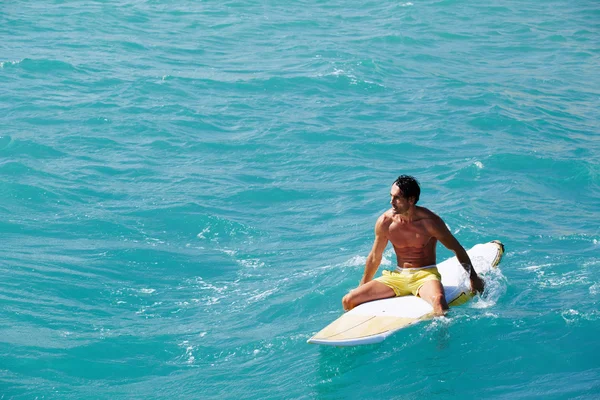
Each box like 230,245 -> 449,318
342,183 -> 486,315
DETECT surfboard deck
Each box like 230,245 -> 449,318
307,240 -> 504,346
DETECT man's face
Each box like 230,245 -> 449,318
390,184 -> 413,214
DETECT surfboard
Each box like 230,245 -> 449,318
307,240 -> 504,346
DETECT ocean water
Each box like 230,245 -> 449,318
1,0 -> 599,398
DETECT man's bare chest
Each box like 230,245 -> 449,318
387,221 -> 432,247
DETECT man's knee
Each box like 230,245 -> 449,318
343,289 -> 363,311
342,293 -> 354,311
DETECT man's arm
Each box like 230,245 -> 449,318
359,214 -> 389,286
429,216 -> 485,293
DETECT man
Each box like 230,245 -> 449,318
342,175 -> 485,315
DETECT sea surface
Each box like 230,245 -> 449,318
1,0 -> 599,398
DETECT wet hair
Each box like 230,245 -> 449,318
393,175 -> 420,204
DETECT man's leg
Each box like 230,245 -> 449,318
418,279 -> 449,316
342,280 -> 395,311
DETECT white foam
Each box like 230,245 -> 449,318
247,288 -> 278,303
582,259 -> 600,268
178,341 -> 196,364
331,68 -> 345,76
195,277 -> 228,294
538,272 -> 588,288
561,309 -> 580,324
471,297 -> 495,309
326,68 -> 358,84
342,255 -> 367,267
0,60 -> 21,68
471,266 -> 507,309
204,297 -> 220,305
196,227 -> 210,239
425,315 -> 453,331
238,258 -> 265,269
522,263 -> 553,271
561,309 -> 598,324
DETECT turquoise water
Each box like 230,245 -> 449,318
1,0 -> 599,398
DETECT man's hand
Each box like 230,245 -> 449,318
470,274 -> 485,294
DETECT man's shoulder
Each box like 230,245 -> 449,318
416,206 -> 444,224
416,205 -> 436,217
377,209 -> 395,225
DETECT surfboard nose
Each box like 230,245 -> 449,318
490,240 -> 505,254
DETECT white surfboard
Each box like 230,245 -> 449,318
307,240 -> 504,346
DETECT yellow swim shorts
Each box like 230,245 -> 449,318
375,266 -> 441,297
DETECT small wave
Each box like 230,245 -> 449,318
194,215 -> 260,243
316,66 -> 385,89
0,59 -> 22,68
1,138 -> 66,159
2,58 -> 80,74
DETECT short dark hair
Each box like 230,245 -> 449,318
393,175 -> 420,204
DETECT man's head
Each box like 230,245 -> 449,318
390,175 -> 420,214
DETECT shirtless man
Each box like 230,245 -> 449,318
342,175 -> 485,315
